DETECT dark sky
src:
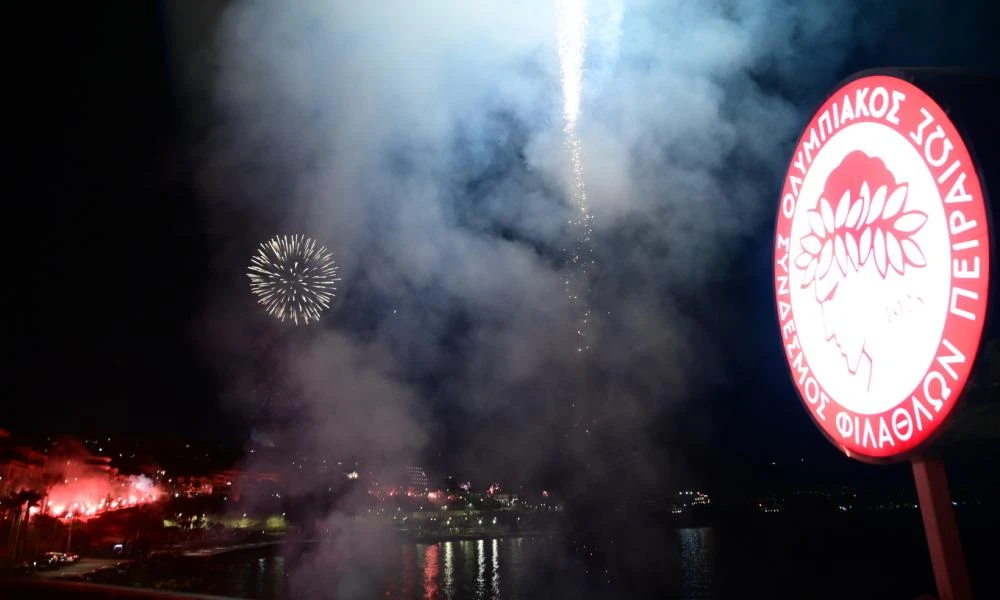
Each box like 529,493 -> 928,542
7,1 -> 1000,492
10,3 -> 219,438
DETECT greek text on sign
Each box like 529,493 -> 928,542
774,74 -> 990,461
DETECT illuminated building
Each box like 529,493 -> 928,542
691,492 -> 711,506
671,490 -> 712,514
171,469 -> 280,502
405,466 -> 428,494
493,493 -> 518,506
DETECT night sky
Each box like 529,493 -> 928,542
7,1 -> 1000,494
10,3 -> 218,436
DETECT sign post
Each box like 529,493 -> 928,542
911,456 -> 972,600
774,69 -> 994,600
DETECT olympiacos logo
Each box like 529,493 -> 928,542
774,75 -> 991,461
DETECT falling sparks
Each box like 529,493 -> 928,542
558,0 -> 594,352
247,234 -> 341,325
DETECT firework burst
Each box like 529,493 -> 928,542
247,234 -> 341,325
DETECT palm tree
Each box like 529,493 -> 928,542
5,489 -> 43,561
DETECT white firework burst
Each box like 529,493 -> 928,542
247,235 -> 341,325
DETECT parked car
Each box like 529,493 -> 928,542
43,551 -> 79,567
85,566 -> 122,584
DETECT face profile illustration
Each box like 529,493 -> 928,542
794,151 -> 928,390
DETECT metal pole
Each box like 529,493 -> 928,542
66,518 -> 73,553
911,456 -> 973,600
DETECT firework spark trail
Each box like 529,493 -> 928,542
558,0 -> 594,353
248,234 -> 341,325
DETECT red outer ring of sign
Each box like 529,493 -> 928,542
774,73 -> 991,462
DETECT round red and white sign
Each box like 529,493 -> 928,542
774,74 -> 991,461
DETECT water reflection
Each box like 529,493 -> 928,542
509,537 -> 522,598
679,527 -> 716,600
491,538 -> 500,599
113,519 -> 954,599
443,541 -> 455,599
212,553 -> 287,599
256,557 -> 266,595
380,537 -> 508,600
462,539 -> 475,595
171,536 -> 531,599
476,539 -> 486,598
403,543 -> 417,597
423,544 -> 440,600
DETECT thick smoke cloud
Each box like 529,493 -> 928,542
181,0 -> 868,594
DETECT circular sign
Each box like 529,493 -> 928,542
774,74 -> 991,461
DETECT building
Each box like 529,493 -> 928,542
0,429 -> 48,497
405,466 -> 428,494
493,493 -> 519,506
170,469 -> 280,502
671,490 -> 712,513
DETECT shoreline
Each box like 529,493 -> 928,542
400,529 -> 554,544
171,529 -> 555,559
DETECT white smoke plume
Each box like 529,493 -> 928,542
169,0 -> 870,595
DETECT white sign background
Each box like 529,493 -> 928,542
788,122 -> 951,415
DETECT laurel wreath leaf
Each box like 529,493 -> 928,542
846,197 -> 863,228
808,212 -> 825,238
873,228 -> 887,275
859,227 -> 872,264
884,185 -> 906,219
901,238 -> 926,267
845,230 -> 859,269
867,185 -> 887,225
821,197 -> 835,232
834,190 -> 850,228
797,182 -> 927,289
800,234 -> 821,255
894,212 -> 927,233
833,235 -> 847,276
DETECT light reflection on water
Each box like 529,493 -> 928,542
423,543 -> 440,600
161,531 -> 716,599
120,516 -> 965,599
394,533 -> 714,600
476,539 -> 486,598
390,537 -> 513,600
679,527 -> 716,600
491,538 -> 500,599
443,541 -> 455,599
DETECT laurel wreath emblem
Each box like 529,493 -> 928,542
795,181 -> 928,292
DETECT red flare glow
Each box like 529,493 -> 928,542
44,475 -> 163,520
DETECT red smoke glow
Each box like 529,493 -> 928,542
38,439 -> 165,520
45,474 -> 162,520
